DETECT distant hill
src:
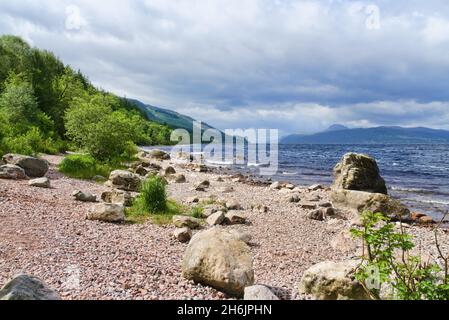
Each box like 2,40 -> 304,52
281,126 -> 449,144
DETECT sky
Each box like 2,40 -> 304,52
1,0 -> 449,135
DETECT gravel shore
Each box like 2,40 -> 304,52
1,154 -> 448,300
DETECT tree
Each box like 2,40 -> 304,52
0,73 -> 39,134
65,94 -> 139,161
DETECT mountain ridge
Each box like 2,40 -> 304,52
281,125 -> 449,144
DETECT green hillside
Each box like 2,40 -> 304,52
129,99 -> 217,134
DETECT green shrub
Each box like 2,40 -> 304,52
132,176 -> 167,214
351,211 -> 449,300
2,127 -> 63,156
58,154 -> 111,179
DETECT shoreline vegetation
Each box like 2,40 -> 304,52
1,149 -> 449,300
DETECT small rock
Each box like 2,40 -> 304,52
226,200 -> 242,210
319,202 -> 333,208
174,174 -> 186,183
286,194 -> 301,203
244,285 -> 279,300
0,274 -> 60,300
307,209 -> 324,221
173,215 -> 201,229
28,177 -> 50,188
308,184 -> 324,191
195,180 -> 210,191
219,186 -> 234,193
148,149 -> 170,160
224,211 -> 247,225
164,166 -> 176,175
410,212 -> 426,221
301,203 -> 317,210
186,196 -> 199,204
206,211 -> 225,226
202,205 -> 221,218
323,207 -> 335,216
279,188 -> 294,194
135,165 -> 149,176
92,175 -> 107,182
101,190 -> 135,207
419,216 -> 435,224
109,170 -> 141,192
86,203 -> 125,222
173,227 -> 192,243
216,177 -> 225,182
0,164 -> 28,180
253,204 -> 269,213
307,195 -> 321,202
269,182 -> 281,190
284,183 -> 295,190
72,190 -> 97,203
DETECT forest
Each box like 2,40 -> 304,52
0,35 -> 173,162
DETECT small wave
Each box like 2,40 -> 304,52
403,198 -> 449,206
282,171 -> 298,176
247,162 -> 270,167
391,186 -> 449,197
205,159 -> 233,166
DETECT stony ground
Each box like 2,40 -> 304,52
1,155 -> 449,300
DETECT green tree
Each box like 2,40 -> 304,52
65,94 -> 139,161
0,73 -> 39,134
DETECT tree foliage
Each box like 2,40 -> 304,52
0,35 -> 173,159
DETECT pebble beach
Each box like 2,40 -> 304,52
1,154 -> 449,300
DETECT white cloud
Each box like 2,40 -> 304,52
1,0 -> 449,133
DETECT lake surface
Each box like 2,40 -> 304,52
144,144 -> 449,219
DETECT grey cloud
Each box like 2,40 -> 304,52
1,0 -> 449,133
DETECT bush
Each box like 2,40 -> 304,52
132,176 -> 167,214
58,154 -> 111,179
351,211 -> 449,300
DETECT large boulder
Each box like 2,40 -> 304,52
182,227 -> 254,297
109,170 -> 141,192
0,164 -> 28,180
2,154 -> 48,178
86,203 -> 125,222
298,260 -> 369,300
331,189 -> 410,219
0,274 -> 60,300
333,153 -> 387,194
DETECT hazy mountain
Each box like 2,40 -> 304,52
281,126 -> 449,144
325,124 -> 349,132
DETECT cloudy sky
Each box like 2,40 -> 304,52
1,0 -> 449,135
